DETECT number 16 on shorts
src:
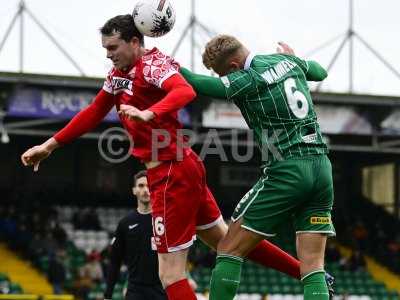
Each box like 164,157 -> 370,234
152,216 -> 165,250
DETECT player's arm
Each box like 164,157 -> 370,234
21,90 -> 114,172
180,67 -> 227,99
277,42 -> 327,82
104,222 -> 125,300
148,73 -> 197,116
119,74 -> 197,121
304,61 -> 327,81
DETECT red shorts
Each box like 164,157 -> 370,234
147,149 -> 222,253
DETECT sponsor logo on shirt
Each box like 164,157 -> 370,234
112,77 -> 133,95
302,133 -> 317,143
128,224 -> 139,230
310,216 -> 331,224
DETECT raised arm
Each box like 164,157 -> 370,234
148,73 -> 197,116
277,41 -> 327,82
119,73 -> 197,122
305,61 -> 328,81
21,90 -> 114,171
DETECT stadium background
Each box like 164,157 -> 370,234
1,0 -> 400,300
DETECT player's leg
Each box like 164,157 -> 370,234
147,157 -> 202,300
197,184 -> 302,279
209,159 -> 314,300
158,249 -> 196,300
293,155 -> 336,300
297,233 -> 329,299
209,217 -> 263,300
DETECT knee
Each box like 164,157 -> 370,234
216,237 -> 243,257
299,253 -> 325,275
159,267 -> 186,288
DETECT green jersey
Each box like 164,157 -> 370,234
180,53 -> 328,164
219,53 -> 328,163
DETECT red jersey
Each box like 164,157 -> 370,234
54,47 -> 195,162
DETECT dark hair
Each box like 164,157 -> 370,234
100,14 -> 144,46
133,170 -> 147,187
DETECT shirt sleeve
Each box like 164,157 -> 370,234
221,70 -> 255,101
147,73 -> 196,117
180,67 -> 227,99
104,222 -> 125,299
283,54 -> 328,82
53,90 -> 115,145
142,50 -> 179,88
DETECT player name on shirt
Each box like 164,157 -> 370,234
260,59 -> 297,85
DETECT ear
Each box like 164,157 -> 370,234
130,36 -> 141,47
229,61 -> 241,71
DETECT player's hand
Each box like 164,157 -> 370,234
21,138 -> 59,172
277,41 -> 295,55
119,104 -> 155,122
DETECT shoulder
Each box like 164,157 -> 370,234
141,48 -> 180,86
118,211 -> 137,226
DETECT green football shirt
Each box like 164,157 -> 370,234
220,54 -> 327,163
180,53 -> 328,164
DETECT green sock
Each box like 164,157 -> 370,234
209,255 -> 243,300
302,270 -> 330,300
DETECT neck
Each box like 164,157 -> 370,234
137,203 -> 151,214
240,48 -> 251,69
122,47 -> 146,72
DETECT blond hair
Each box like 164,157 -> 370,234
202,35 -> 244,71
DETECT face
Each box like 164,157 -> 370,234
102,32 -> 140,71
133,176 -> 150,205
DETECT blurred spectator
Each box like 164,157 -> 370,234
73,208 -> 102,230
79,251 -> 103,283
27,232 -> 45,263
52,222 -> 67,249
343,250 -> 367,272
387,234 -> 400,254
41,231 -> 58,257
72,210 -> 85,230
325,242 -> 341,263
48,251 -> 66,294
12,223 -> 32,251
352,220 -> 369,250
84,209 -> 102,230
73,268 -> 93,300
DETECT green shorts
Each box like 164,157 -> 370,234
232,155 -> 335,237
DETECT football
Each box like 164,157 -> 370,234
133,0 -> 176,38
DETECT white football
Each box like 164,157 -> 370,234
133,0 -> 176,38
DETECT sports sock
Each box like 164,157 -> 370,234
302,270 -> 330,300
165,278 -> 197,300
209,255 -> 243,300
247,239 -> 301,279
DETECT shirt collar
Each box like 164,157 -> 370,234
244,52 -> 255,70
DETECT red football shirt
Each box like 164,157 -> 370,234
54,47 -> 195,162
